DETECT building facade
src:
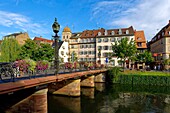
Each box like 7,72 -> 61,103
150,20 -> 170,61
3,32 -> 30,45
62,26 -> 147,67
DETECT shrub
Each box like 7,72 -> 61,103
108,67 -> 121,83
36,60 -> 49,71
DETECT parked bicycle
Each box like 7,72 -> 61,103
0,62 -> 19,82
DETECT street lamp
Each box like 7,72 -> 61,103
52,18 -> 60,75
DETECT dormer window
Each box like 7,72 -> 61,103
98,32 -> 101,36
162,32 -> 164,36
111,31 -> 115,35
119,29 -> 122,35
105,30 -> 108,35
137,37 -> 141,40
126,30 -> 129,34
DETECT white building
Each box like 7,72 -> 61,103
58,41 -> 69,62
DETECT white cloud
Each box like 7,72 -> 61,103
0,10 -> 49,38
92,0 -> 170,40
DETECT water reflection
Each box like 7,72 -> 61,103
48,84 -> 170,113
48,95 -> 81,113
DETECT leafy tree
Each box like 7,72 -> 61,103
70,51 -> 77,62
0,38 -> 20,62
112,38 -> 137,70
34,43 -> 54,62
19,39 -> 38,60
136,51 -> 153,63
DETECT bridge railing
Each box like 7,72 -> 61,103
0,62 -> 107,83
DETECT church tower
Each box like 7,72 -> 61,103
62,26 -> 72,42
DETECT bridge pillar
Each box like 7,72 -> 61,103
94,73 -> 106,83
48,79 -> 81,97
6,88 -> 48,113
81,75 -> 95,87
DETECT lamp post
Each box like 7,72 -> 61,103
52,18 -> 60,75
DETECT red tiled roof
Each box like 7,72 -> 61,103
80,26 -> 134,38
33,37 -> 53,43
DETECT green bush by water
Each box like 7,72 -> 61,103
108,69 -> 170,86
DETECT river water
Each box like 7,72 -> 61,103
1,83 -> 170,113
48,83 -> 170,113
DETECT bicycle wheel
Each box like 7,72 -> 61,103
0,68 -> 13,82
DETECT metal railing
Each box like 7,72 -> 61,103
0,63 -> 106,83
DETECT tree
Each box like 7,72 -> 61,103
19,39 -> 38,60
0,38 -> 21,62
34,43 -> 54,62
136,51 -> 153,63
19,39 -> 54,62
112,38 -> 137,70
70,51 -> 77,62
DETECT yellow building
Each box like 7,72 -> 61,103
3,32 -> 30,45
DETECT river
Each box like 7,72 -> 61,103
1,83 -> 170,113
48,83 -> 170,113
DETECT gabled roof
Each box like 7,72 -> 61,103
135,30 -> 147,48
150,20 -> 170,44
70,32 -> 82,39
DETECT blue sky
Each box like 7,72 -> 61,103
0,0 -> 170,41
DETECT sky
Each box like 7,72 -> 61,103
0,0 -> 170,41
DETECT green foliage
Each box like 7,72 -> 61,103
112,38 -> 137,69
112,70 -> 170,86
108,67 -> 121,83
19,39 -> 54,62
19,39 -> 38,60
136,51 -> 154,63
34,43 -> 54,62
70,51 -> 77,62
164,59 -> 170,65
25,59 -> 36,72
0,37 -> 21,62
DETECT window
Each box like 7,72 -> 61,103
110,38 -> 115,42
88,51 -> 91,54
111,31 -> 115,35
63,36 -> 65,39
61,51 -> 64,55
137,42 -> 142,47
119,29 -> 122,35
98,46 -> 102,50
162,32 -> 164,36
169,31 -> 170,35
103,38 -> 108,42
105,30 -> 108,35
104,46 -> 108,50
103,53 -> 108,57
84,51 -> 87,55
137,37 -> 141,40
71,45 -> 74,48
98,38 -> 102,43
98,32 -> 101,36
126,30 -> 129,34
